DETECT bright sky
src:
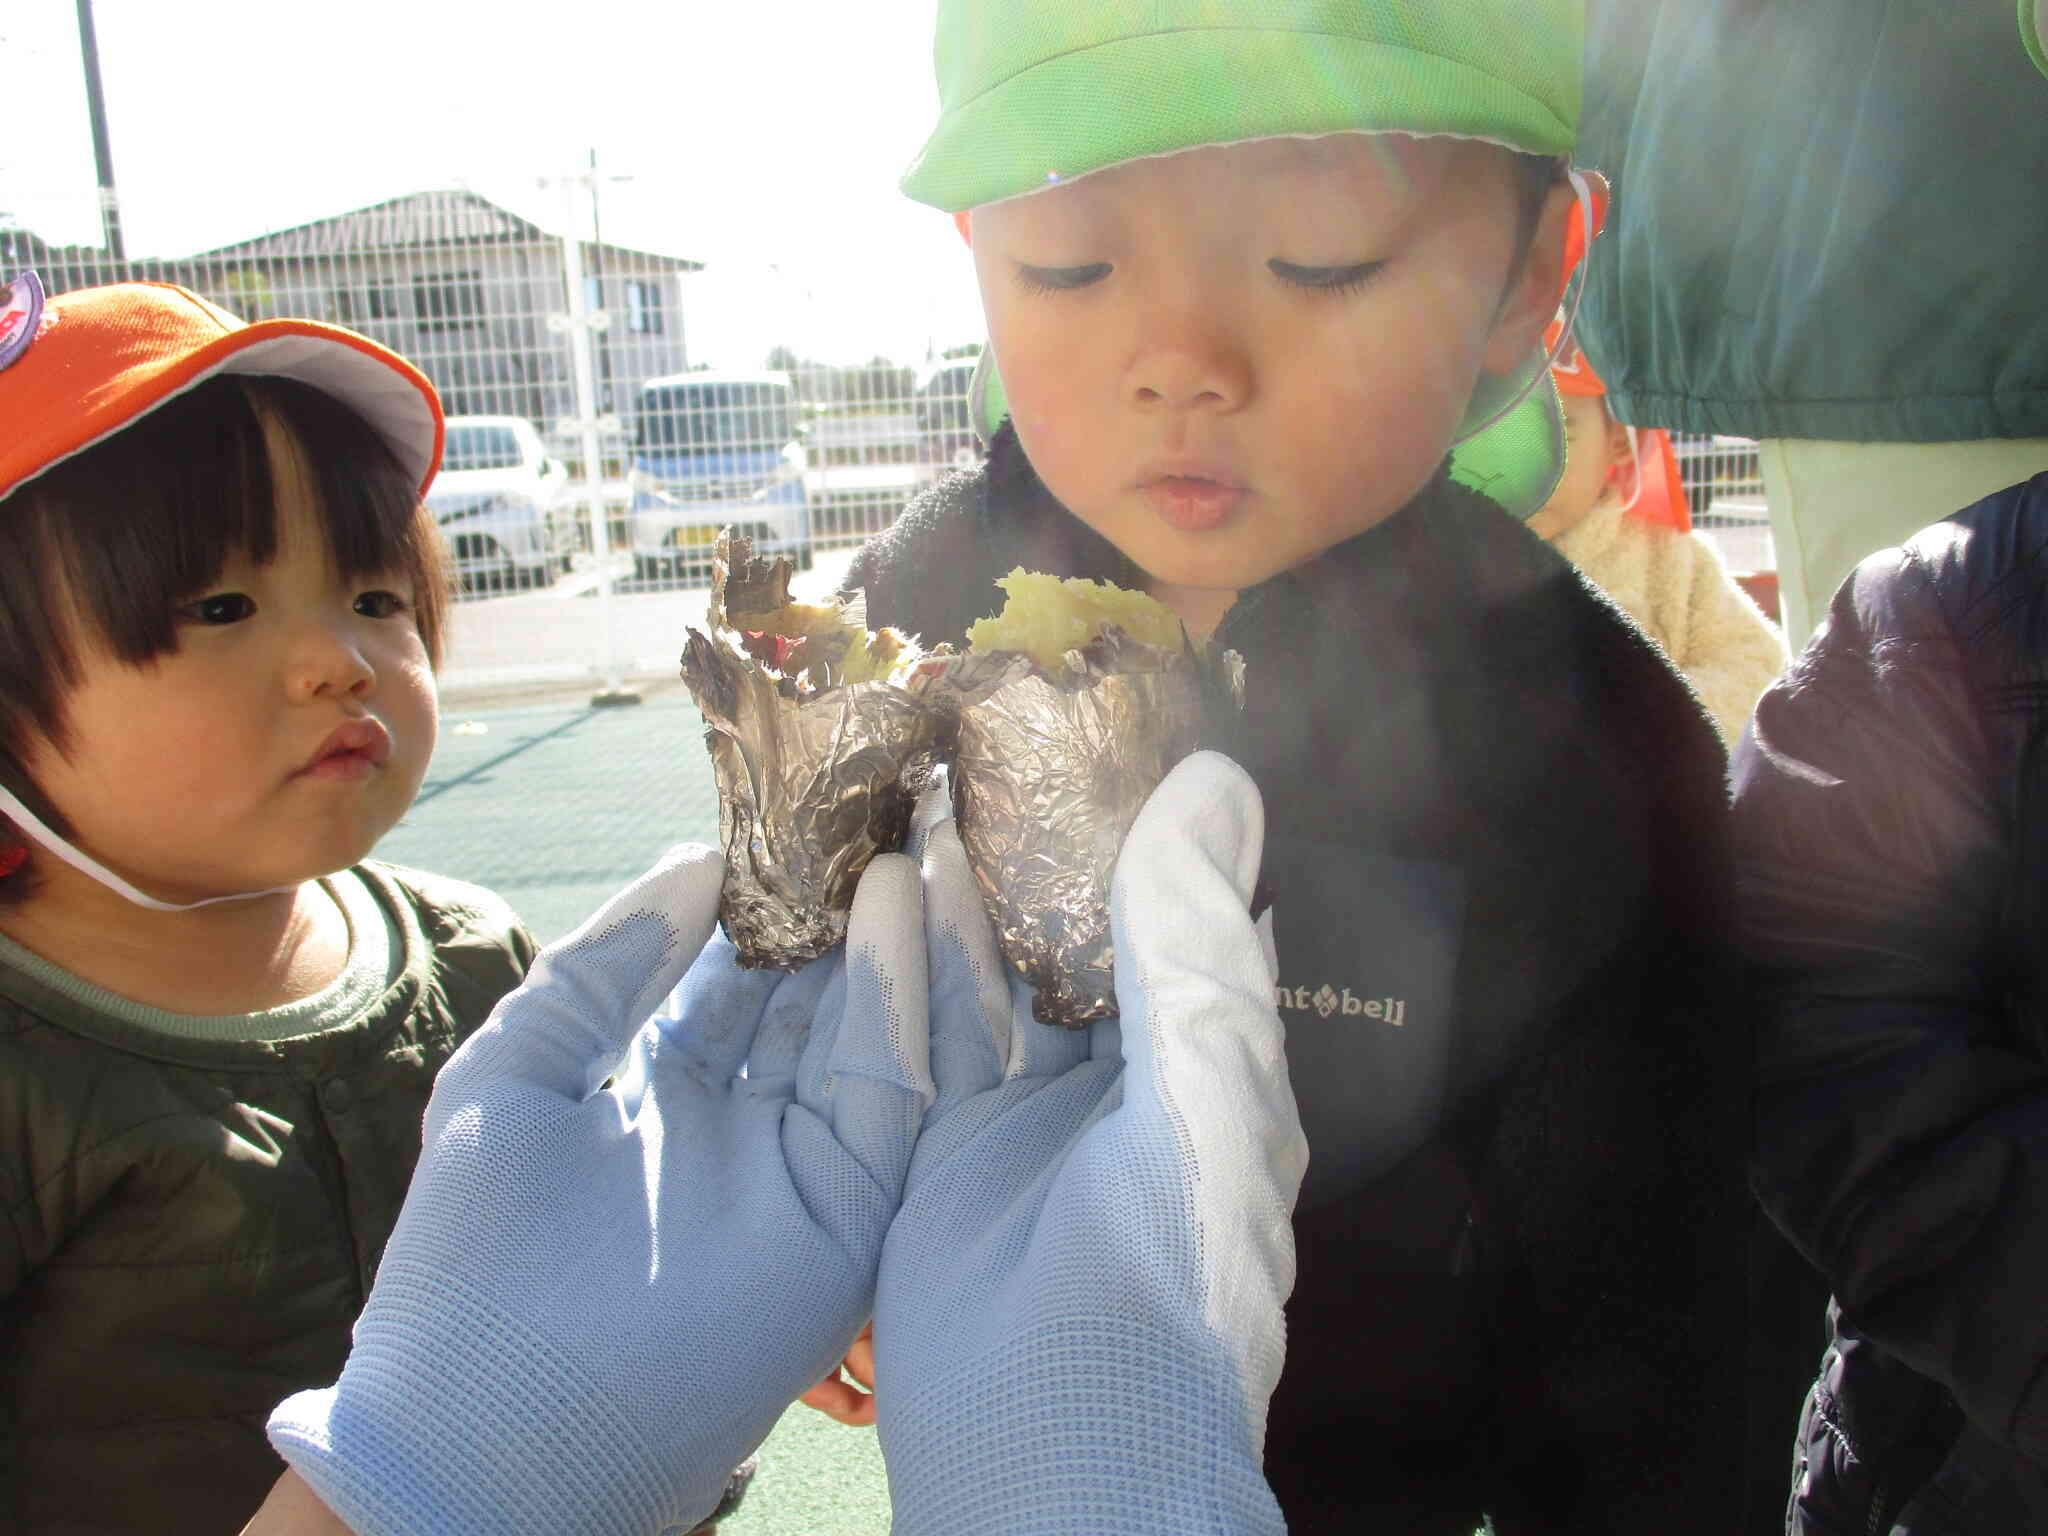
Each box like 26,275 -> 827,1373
0,0 -> 987,366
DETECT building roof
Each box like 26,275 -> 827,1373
188,189 -> 703,271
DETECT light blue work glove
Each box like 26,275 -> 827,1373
876,751 -> 1308,1536
268,842 -> 933,1536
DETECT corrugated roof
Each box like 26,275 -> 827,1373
190,189 -> 702,270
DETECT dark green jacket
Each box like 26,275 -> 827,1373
1577,0 -> 2048,442
0,862 -> 536,1534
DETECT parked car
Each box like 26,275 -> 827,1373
426,416 -> 578,592
1671,432 -> 1763,517
804,403 -> 938,539
628,370 -> 811,579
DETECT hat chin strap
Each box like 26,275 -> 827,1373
0,784 -> 296,912
1452,167 -> 1600,447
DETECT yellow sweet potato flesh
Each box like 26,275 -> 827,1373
965,569 -> 1189,670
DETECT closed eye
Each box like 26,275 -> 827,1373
1016,261 -> 1112,295
1270,259 -> 1385,296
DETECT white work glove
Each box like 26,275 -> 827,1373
268,842 -> 933,1536
876,751 -> 1307,1536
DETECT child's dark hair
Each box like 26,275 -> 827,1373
0,374 -> 449,898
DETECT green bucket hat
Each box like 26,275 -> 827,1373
904,0 -> 1587,520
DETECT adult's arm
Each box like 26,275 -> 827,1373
1733,526 -> 2048,1466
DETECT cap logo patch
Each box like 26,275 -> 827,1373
0,271 -> 49,374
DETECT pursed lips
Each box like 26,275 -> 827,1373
298,718 -> 392,780
1133,460 -> 1249,531
1131,456 -> 1246,493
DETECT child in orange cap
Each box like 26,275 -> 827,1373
1528,318 -> 1788,745
0,273 -> 539,1534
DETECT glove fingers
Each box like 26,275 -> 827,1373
902,768 -> 954,865
1111,751 -> 1273,1073
918,818 -> 1013,1114
1002,993 -> 1095,1079
814,852 -> 931,1199
1088,1014 -> 1123,1064
704,937 -> 839,1097
660,928 -> 791,1085
1110,751 -> 1306,1424
450,843 -> 725,1105
791,962 -> 849,1108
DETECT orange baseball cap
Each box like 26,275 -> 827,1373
0,271 -> 443,503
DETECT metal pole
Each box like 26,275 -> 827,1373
587,148 -> 616,414
555,173 -> 637,707
73,0 -> 125,262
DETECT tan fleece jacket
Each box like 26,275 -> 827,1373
1551,494 -> 1788,747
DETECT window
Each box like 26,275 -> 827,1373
414,271 -> 485,332
625,279 -> 664,335
584,276 -> 603,316
636,382 -> 793,450
367,284 -> 400,320
442,423 -> 526,472
330,289 -> 356,324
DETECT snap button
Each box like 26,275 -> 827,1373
320,1077 -> 353,1112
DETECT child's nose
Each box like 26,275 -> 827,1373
288,620 -> 376,702
1125,308 -> 1251,414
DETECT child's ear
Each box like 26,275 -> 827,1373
953,210 -> 973,247
1482,169 -> 1608,376
1604,408 -> 1636,473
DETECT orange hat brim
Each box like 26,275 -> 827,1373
1,281 -> 443,503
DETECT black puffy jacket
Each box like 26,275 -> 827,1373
1734,472 -> 2048,1531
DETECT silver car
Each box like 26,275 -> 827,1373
427,416 -> 579,593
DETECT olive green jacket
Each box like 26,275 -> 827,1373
0,862 -> 535,1534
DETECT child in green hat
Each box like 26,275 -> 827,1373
831,2 -> 1757,1529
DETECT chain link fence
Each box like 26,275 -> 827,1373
11,194 -> 988,695
10,198 -> 1774,693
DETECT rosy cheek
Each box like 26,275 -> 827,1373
993,350 -> 1059,442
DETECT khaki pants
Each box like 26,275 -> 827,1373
1760,437 -> 2048,648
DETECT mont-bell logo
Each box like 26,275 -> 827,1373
1275,981 -> 1406,1026
0,271 -> 49,375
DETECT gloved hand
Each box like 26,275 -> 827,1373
875,751 -> 1308,1536
267,842 -> 934,1536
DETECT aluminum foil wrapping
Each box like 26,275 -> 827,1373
947,630 -> 1245,1027
679,534 -> 954,970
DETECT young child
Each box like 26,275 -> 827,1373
1527,320 -> 1788,746
0,276 -> 537,1533
832,4 -> 1756,1530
